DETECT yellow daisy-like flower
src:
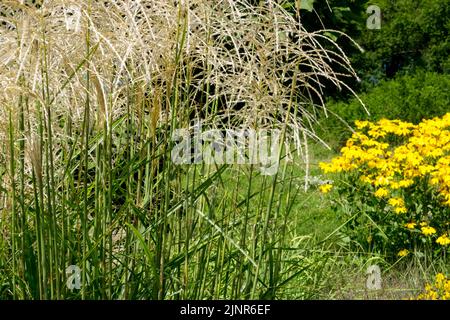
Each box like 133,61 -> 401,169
354,120 -> 370,129
394,206 -> 407,214
320,114 -> 450,210
374,188 -> 389,198
388,197 -> 404,207
436,235 -> 450,246
319,162 -> 333,174
430,177 -> 440,185
398,249 -> 409,257
360,175 -> 373,184
398,179 -> 414,188
436,273 -> 446,285
405,222 -> 417,229
319,184 -> 333,194
417,273 -> 450,300
421,226 -> 437,236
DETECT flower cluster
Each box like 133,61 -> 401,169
320,114 -> 450,253
416,273 -> 450,300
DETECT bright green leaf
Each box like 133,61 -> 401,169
298,0 -> 315,12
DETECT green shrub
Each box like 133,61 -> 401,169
357,0 -> 450,78
316,72 -> 450,149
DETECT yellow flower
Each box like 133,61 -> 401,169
397,249 -> 409,257
319,184 -> 333,194
388,197 -> 407,213
394,206 -> 407,214
388,197 -> 405,207
354,120 -> 370,129
405,222 -> 417,229
390,181 -> 401,190
421,226 -> 437,236
375,176 -> 391,186
436,235 -> 450,246
436,273 -> 446,285
360,175 -> 373,184
374,188 -> 389,198
398,179 -> 414,188
319,162 -> 333,174
417,274 -> 450,300
319,114 -> 450,254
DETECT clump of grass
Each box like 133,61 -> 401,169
0,0 -> 361,299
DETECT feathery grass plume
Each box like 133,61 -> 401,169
0,0 -> 362,299
1,0 -> 360,150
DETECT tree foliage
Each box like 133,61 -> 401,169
359,0 -> 450,79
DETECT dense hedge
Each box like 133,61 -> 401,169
316,72 -> 450,148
